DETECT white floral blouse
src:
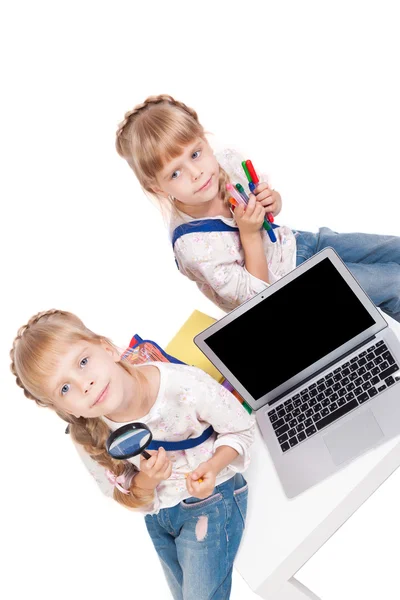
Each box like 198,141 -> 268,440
169,148 -> 297,312
74,362 -> 255,515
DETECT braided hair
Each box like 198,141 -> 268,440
10,309 -> 153,509
115,94 -> 230,203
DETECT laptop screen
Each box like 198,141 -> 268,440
204,258 -> 376,401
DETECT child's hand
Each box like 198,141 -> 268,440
186,461 -> 218,499
234,193 -> 265,238
138,447 -> 173,489
253,183 -> 282,216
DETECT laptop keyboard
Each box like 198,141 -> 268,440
268,340 -> 400,453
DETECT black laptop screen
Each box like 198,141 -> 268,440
204,258 -> 376,401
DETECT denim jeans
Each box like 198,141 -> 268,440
144,473 -> 248,600
295,227 -> 400,322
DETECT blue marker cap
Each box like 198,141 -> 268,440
249,181 -> 257,193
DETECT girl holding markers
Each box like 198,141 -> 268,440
116,94 -> 400,322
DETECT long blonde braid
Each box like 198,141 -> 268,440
115,94 -> 231,204
10,309 -> 153,509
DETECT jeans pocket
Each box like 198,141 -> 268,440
233,483 -> 248,527
180,492 -> 223,510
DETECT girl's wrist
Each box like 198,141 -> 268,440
240,230 -> 263,246
134,471 -> 158,491
207,446 -> 239,474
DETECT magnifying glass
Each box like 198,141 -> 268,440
106,422 -> 204,483
106,422 -> 153,461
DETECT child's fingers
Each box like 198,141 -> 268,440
186,474 -> 194,495
256,188 -> 273,202
153,447 -> 169,473
191,481 -> 212,499
189,479 -> 202,496
190,481 -> 200,495
258,198 -> 275,210
163,461 -> 173,480
142,452 -> 158,471
251,200 -> 264,217
254,182 -> 269,194
255,203 -> 266,225
244,194 -> 257,216
192,476 -> 205,488
234,203 -> 246,218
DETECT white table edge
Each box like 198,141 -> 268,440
246,436 -> 400,599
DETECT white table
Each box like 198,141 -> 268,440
235,315 -> 400,599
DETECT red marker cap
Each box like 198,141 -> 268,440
245,160 -> 259,184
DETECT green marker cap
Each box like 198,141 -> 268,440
242,401 -> 252,414
263,220 -> 272,232
241,161 -> 252,183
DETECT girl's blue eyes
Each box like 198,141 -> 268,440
170,149 -> 201,179
60,357 -> 89,395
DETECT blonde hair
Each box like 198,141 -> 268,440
10,309 -> 153,509
115,93 -> 231,205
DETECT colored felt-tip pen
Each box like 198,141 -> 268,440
226,183 -> 246,206
228,196 -> 238,207
246,160 -> 274,223
263,220 -> 277,243
241,161 -> 252,183
245,160 -> 259,185
229,184 -> 276,242
235,183 -> 249,202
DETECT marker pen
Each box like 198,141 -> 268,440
226,183 -> 246,206
241,161 -> 252,183
245,160 -> 274,223
235,183 -> 249,202
228,184 -> 276,242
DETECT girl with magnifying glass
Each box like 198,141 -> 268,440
11,309 -> 255,600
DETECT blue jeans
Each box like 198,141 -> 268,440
144,473 -> 248,600
295,227 -> 400,322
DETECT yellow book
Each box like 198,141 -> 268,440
165,310 -> 224,383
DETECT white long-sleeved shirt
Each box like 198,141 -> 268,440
170,148 -> 297,312
98,361 -> 255,515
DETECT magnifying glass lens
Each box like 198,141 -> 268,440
108,428 -> 151,459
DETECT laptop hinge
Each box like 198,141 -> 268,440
267,334 -> 377,408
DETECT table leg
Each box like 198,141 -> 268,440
251,438 -> 400,600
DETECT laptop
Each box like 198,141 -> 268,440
194,248 -> 400,497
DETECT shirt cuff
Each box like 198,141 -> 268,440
267,269 -> 280,284
213,438 -> 251,472
243,267 -> 270,291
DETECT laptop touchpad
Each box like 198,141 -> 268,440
323,410 -> 384,466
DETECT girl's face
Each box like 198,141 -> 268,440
153,137 -> 221,209
45,340 -> 129,419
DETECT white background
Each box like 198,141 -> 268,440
1,1 -> 399,598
